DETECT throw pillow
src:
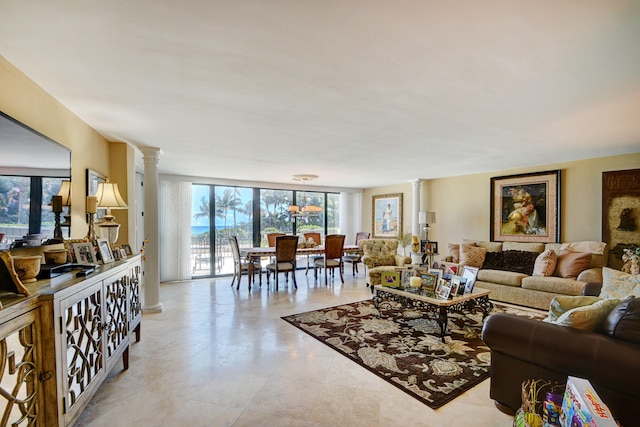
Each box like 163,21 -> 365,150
459,244 -> 487,268
533,249 -> 557,277
448,243 -> 461,263
546,296 -> 603,323
549,297 -> 621,332
480,250 -> 538,275
481,251 -> 502,270
599,267 -> 640,299
553,249 -> 591,278
602,297 -> 640,344
373,254 -> 396,267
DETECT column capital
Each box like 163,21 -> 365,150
139,146 -> 163,165
411,179 -> 423,190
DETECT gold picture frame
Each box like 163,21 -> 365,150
372,193 -> 403,238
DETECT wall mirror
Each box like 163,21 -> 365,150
0,111 -> 71,245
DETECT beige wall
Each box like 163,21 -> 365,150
0,55 -> 131,241
364,153 -> 640,252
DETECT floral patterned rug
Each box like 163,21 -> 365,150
281,299 -> 545,409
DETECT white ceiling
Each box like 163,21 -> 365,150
1,0 -> 639,189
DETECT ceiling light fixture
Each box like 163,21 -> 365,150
288,174 -> 321,218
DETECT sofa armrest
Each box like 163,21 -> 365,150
481,313 -> 640,393
582,282 -> 602,296
577,267 -> 603,284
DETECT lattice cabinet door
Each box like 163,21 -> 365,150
102,272 -> 129,371
59,282 -> 105,422
127,261 -> 142,342
0,308 -> 46,426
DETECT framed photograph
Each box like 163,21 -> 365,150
437,280 -> 452,299
122,244 -> 133,256
96,238 -> 114,264
372,193 -> 403,238
400,270 -> 414,288
119,248 -> 127,259
490,170 -> 560,243
86,169 -> 107,222
428,268 -> 443,281
72,242 -> 97,264
461,266 -> 479,293
421,241 -> 438,254
420,272 -> 439,291
381,271 -> 401,287
450,275 -> 462,297
112,249 -> 121,260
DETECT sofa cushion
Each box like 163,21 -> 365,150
547,297 -> 621,332
502,242 -> 545,253
602,297 -> 640,344
560,241 -> 608,268
600,267 -> 640,299
521,276 -> 587,296
546,296 -> 603,322
462,239 -> 503,253
553,249 -> 591,278
448,243 -> 463,263
481,250 -> 539,275
532,249 -> 557,277
459,244 -> 487,268
477,269 -> 526,287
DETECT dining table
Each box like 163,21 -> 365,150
240,244 -> 360,275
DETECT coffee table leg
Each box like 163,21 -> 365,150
437,306 -> 448,342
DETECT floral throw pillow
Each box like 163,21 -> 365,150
599,267 -> 640,299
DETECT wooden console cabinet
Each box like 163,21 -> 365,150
0,255 -> 142,426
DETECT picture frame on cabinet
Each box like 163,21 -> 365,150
96,238 -> 114,264
72,242 -> 97,264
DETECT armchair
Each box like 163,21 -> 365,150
361,239 -> 412,286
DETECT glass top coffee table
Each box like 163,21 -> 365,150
371,285 -> 493,342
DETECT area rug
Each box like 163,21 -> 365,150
281,299 -> 545,409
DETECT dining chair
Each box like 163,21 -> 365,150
229,235 -> 262,291
342,231 -> 370,276
266,232 -> 285,247
314,234 -> 345,285
266,235 -> 298,290
303,231 -> 323,274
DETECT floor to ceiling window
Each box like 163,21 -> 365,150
191,183 -> 339,278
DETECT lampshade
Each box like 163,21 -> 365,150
56,180 -> 72,206
95,182 -> 128,209
96,181 -> 128,244
418,211 -> 427,225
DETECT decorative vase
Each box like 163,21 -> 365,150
44,249 -> 68,265
13,255 -> 42,283
411,236 -> 420,253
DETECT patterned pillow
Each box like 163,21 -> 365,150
459,244 -> 487,268
480,250 -> 538,275
533,249 -> 557,277
373,254 -> 397,267
553,249 -> 591,278
599,267 -> 640,299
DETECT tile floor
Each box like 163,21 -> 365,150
75,269 -> 514,427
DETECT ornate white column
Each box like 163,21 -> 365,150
411,179 -> 423,263
139,146 -> 163,313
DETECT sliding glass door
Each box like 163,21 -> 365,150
191,183 -> 339,278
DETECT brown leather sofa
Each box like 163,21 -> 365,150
481,285 -> 639,427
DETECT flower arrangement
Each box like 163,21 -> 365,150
622,247 -> 640,275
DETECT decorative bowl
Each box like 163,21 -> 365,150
13,255 -> 42,283
44,249 -> 68,265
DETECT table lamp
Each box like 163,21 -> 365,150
95,181 -> 128,244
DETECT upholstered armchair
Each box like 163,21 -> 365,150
361,239 -> 412,286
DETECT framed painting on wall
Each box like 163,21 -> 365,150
490,170 -> 560,243
602,168 -> 640,269
372,193 -> 403,238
